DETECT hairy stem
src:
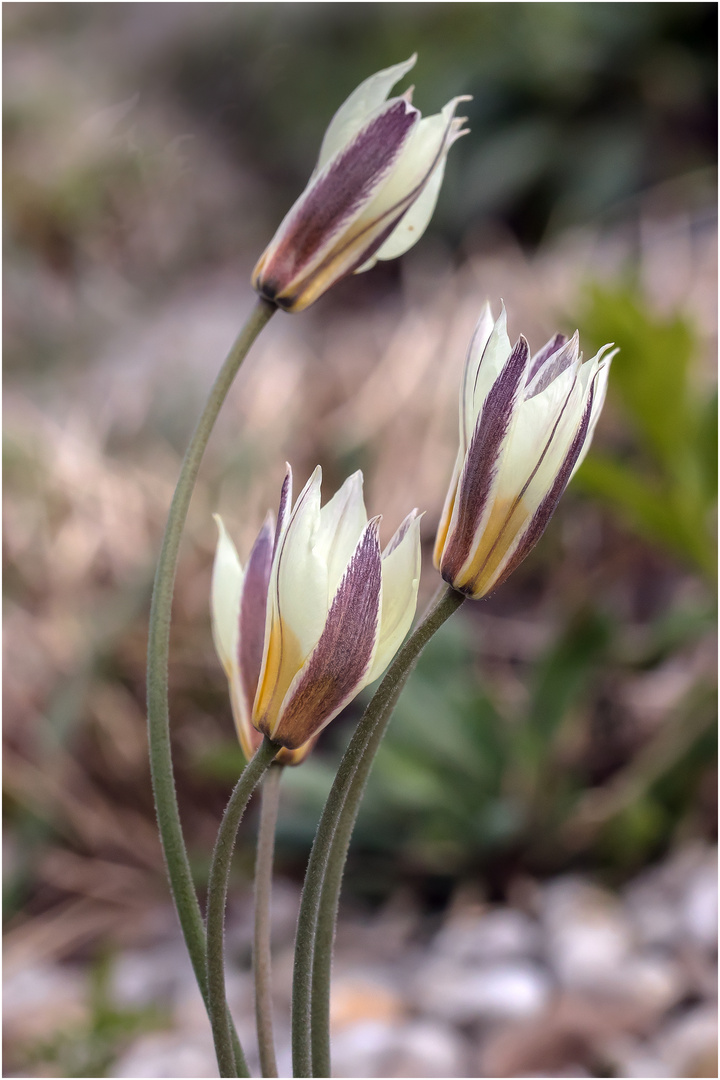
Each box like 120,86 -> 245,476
146,297 -> 276,1075
291,585 -> 465,1078
207,737 -> 281,1077
254,764 -> 284,1078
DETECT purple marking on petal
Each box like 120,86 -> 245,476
489,383 -> 595,593
271,520 -> 382,749
265,102 -> 417,286
527,333 -> 567,384
383,509 -> 418,557
273,467 -> 293,557
441,336 -> 529,584
239,516 -> 274,710
525,333 -> 578,400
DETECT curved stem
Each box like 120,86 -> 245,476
146,296 -> 276,1076
291,585 -> 465,1078
254,764 -> 284,1078
207,737 -> 281,1077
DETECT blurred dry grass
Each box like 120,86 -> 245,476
5,211 -> 716,969
2,8 -> 717,1076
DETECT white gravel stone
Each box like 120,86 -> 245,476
653,1004 -> 718,1078
415,958 -> 551,1023
624,878 -> 680,947
331,1019 -> 397,1078
111,1032 -> 217,1078
433,907 -> 540,963
603,1034 -> 673,1078
388,1019 -> 465,1077
619,954 -> 684,1011
3,963 -> 87,1040
110,944 -> 196,1008
680,857 -> 718,947
541,877 -> 634,990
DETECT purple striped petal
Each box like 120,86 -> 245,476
239,514 -> 274,710
441,336 -> 529,586
273,465 -> 293,557
526,333 -> 568,384
256,101 -> 418,305
383,508 -> 419,556
525,332 -> 579,400
270,519 -> 382,749
489,381 -> 596,592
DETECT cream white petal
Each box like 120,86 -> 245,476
460,302 -> 496,449
495,360 -> 581,503
365,512 -> 422,684
274,467 -> 328,659
368,104 -> 471,267
314,470 -> 368,598
570,349 -> 616,479
211,514 -> 243,678
348,97 -> 468,254
523,331 -> 580,400
464,304 -> 513,448
316,54 -> 417,171
362,98 -> 464,213
361,152 -> 447,268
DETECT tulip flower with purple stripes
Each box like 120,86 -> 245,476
252,55 -> 470,313
213,466 -> 422,756
212,512 -> 313,765
435,304 -> 616,599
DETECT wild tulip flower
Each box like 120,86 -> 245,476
213,466 -> 422,755
252,54 -> 470,313
212,512 -> 312,765
435,303 -> 616,599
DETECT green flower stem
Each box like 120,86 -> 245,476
207,737 -> 281,1078
254,763 -> 284,1078
146,296 -> 276,1076
291,585 -> 465,1078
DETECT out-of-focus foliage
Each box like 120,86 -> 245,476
155,2 -> 717,244
576,284 -> 717,578
3,1 -> 716,990
274,591 -> 715,894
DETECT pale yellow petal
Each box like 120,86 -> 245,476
211,514 -> 243,678
365,512 -> 422,684
314,470 -> 368,598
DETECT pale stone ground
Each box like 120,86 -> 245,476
5,843 -> 717,1078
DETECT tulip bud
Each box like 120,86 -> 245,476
212,512 -> 313,765
252,55 -> 470,313
435,303 -> 616,598
212,466 -> 422,756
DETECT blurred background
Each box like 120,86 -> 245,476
3,3 -> 717,1077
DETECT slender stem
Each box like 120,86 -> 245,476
254,764 -> 284,1078
310,586 -> 450,1077
291,585 -> 465,1078
207,737 -> 281,1077
146,296 -> 276,1076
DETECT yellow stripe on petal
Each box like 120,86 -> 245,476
453,496 -> 530,598
253,613 -> 306,740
